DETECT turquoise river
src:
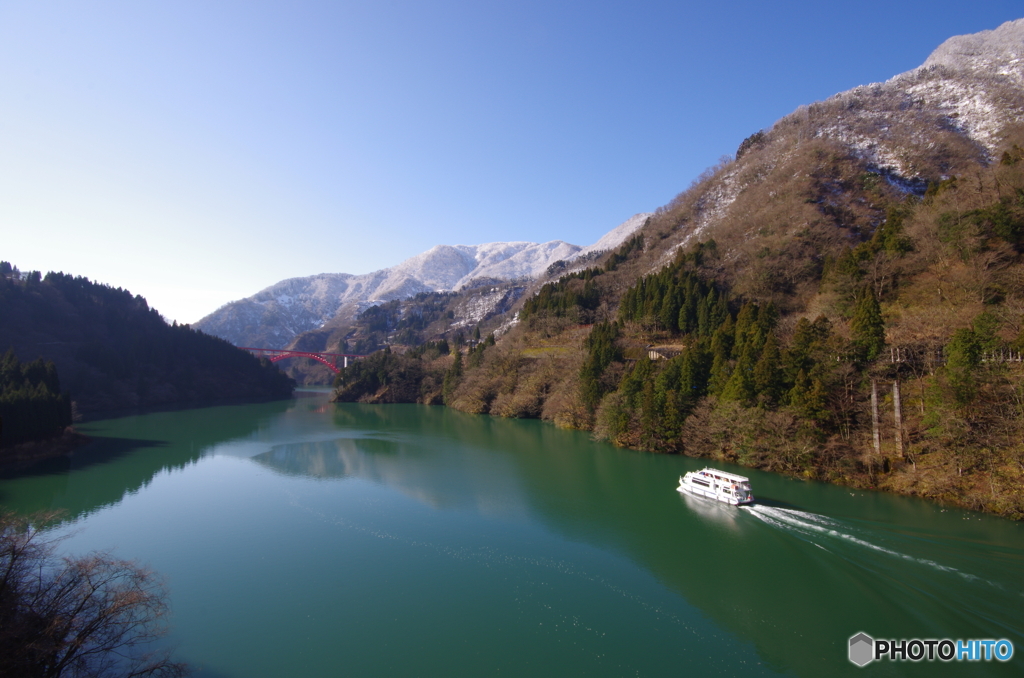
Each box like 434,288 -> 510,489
1,390 -> 1021,677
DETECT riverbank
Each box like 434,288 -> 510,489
0,427 -> 91,473
332,344 -> 1024,520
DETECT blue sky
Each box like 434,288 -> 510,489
1,1 -> 1020,324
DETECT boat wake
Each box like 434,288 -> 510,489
741,504 -> 991,586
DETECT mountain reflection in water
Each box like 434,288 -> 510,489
0,395 -> 1019,678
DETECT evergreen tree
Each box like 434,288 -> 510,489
442,350 -> 463,404
945,328 -> 981,405
870,204 -> 914,255
732,303 -> 760,359
580,321 -> 621,410
659,287 -> 681,332
707,316 -> 734,395
702,289 -> 729,337
657,389 -> 684,453
785,317 -> 822,381
618,356 -> 652,416
788,369 -> 828,422
0,349 -> 72,447
639,376 -> 658,450
752,302 -> 778,347
850,287 -> 885,361
669,342 -> 712,418
720,341 -> 757,405
752,333 -> 783,406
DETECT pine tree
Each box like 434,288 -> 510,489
720,342 -> 757,405
752,302 -> 778,349
680,280 -> 699,335
708,317 -> 735,395
788,369 -> 828,421
619,357 -> 652,410
658,286 -> 681,332
850,287 -> 885,361
945,328 -> 981,405
442,350 -> 463,404
752,333 -> 783,406
580,321 -> 621,410
694,292 -> 708,337
732,303 -> 759,359
678,342 -> 711,411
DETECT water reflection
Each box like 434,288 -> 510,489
3,396 -> 1021,678
251,430 -> 529,519
247,402 -> 1024,678
678,490 -> 742,532
0,397 -> 294,518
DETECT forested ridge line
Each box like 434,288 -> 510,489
0,264 -> 294,419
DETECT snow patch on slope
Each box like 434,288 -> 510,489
572,213 -> 653,259
922,18 -> 1024,84
196,241 -> 580,348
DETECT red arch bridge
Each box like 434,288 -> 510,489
240,347 -> 366,374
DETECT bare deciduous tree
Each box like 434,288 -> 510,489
0,511 -> 188,678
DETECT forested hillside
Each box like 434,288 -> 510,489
0,266 -> 294,414
0,350 -> 71,447
332,21 -> 1024,518
334,139 -> 1024,518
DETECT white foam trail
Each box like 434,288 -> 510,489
742,505 -> 987,584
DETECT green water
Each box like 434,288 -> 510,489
1,390 -> 1021,677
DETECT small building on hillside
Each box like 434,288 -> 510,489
647,346 -> 683,361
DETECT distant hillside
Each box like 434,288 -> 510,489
0,265 -> 294,414
194,213 -> 655,353
194,240 -> 584,349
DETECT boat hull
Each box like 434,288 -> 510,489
678,483 -> 754,505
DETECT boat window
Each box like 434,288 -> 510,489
692,479 -> 710,487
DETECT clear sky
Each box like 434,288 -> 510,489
1,1 -> 1020,324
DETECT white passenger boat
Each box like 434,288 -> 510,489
678,468 -> 754,505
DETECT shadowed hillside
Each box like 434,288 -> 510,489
0,266 -> 294,415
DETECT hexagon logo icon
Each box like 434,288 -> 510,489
849,632 -> 874,667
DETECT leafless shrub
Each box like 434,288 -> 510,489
0,511 -> 188,678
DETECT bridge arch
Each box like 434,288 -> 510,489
239,347 -> 366,375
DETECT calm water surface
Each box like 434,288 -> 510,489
1,390 -> 1021,677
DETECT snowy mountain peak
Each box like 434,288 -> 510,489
922,18 -> 1024,81
195,214 -> 652,349
383,241 -> 583,294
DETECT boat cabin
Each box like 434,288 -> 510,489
679,467 -> 754,505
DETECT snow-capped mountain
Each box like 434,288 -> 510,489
922,18 -> 1024,84
794,18 -> 1024,181
194,223 -> 639,349
646,17 -> 1024,266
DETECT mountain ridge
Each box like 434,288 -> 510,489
194,215 -> 651,348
